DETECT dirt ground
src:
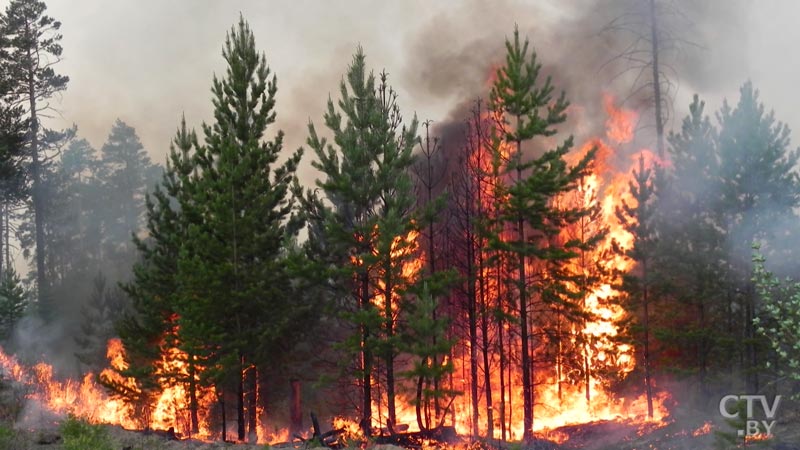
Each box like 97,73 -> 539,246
4,419 -> 800,450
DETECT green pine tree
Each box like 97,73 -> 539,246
2,0 -> 69,308
107,118 -> 198,431
174,16 -> 305,441
616,154 -> 658,419
656,95 -> 728,398
75,272 -> 125,372
487,26 -> 594,440
299,47 -> 419,434
400,283 -> 457,431
98,119 -> 158,268
0,268 -> 27,344
0,43 -> 26,276
716,82 -> 800,392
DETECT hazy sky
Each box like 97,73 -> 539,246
33,0 -> 800,179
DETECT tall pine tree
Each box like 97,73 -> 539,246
175,17 -> 305,441
616,154 -> 658,418
299,47 -> 419,435
2,0 -> 68,309
108,118 -> 199,432
98,119 -> 158,268
488,26 -> 594,441
716,82 -> 800,393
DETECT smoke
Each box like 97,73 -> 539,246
9,315 -> 77,375
401,0 -> 750,161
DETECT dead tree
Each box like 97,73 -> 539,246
600,0 -> 701,157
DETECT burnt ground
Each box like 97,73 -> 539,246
2,414 -> 799,450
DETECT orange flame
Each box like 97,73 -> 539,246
433,93 -> 671,440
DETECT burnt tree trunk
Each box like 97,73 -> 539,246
360,270 -> 373,436
480,279 -> 494,438
189,356 -> 199,435
415,361 -> 425,431
290,379 -> 302,436
384,273 -> 397,431
247,366 -> 258,443
648,0 -> 666,157
643,259 -> 653,419
515,140 -> 533,441
219,387 -> 227,442
498,301 -> 507,441
237,357 -> 245,441
467,230 -> 480,437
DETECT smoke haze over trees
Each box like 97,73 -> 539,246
0,0 -> 800,447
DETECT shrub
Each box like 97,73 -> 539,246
0,422 -> 14,450
60,415 -> 113,450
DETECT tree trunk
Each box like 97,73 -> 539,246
0,202 -> 4,277
4,205 -> 7,273
498,306 -> 507,442
290,379 -> 302,436
237,357 -> 245,441
360,270 -> 373,436
247,366 -> 258,443
220,387 -> 227,442
480,279 -> 494,438
648,0 -> 665,157
384,272 -> 396,431
424,132 -> 442,420
643,260 -> 653,419
415,364 -> 425,431
27,52 -> 46,310
189,356 -> 199,435
515,136 -> 533,441
467,240 -> 480,437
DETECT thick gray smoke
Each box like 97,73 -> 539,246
400,0 -> 749,157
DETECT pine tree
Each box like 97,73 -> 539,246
400,284 -> 456,431
0,55 -> 26,277
600,0 -> 700,157
300,47 -> 418,435
2,0 -> 69,308
616,154 -> 658,418
0,267 -> 27,344
75,272 -> 125,372
411,121 -> 451,423
488,26 -> 593,440
58,138 -> 104,270
174,17 -> 305,441
45,138 -> 101,301
657,95 -> 727,396
106,118 -> 198,432
97,120 -> 157,267
716,81 -> 800,392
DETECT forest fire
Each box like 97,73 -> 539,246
0,342 -> 135,430
3,1 -> 800,449
436,94 -> 670,441
0,94 -> 672,446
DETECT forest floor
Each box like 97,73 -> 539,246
2,415 -> 800,450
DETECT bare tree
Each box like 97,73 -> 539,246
600,0 -> 700,157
